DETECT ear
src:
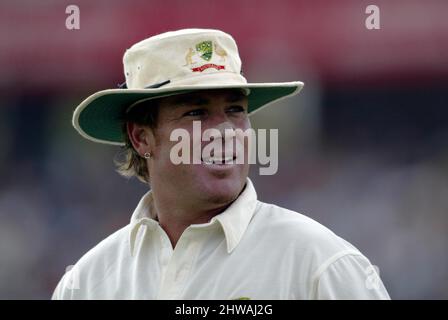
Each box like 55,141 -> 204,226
127,122 -> 153,156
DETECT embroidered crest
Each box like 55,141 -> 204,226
196,40 -> 213,61
191,64 -> 225,72
214,42 -> 228,61
184,47 -> 195,66
184,41 -> 227,72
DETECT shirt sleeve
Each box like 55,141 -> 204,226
51,275 -> 66,300
311,253 -> 391,300
51,268 -> 77,300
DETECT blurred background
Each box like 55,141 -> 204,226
0,0 -> 447,299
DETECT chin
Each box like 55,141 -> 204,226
198,175 -> 246,205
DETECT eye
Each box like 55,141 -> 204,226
226,105 -> 246,113
183,109 -> 205,117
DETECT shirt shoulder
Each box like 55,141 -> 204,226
250,201 -> 390,299
312,253 -> 391,299
253,201 -> 361,256
52,224 -> 131,300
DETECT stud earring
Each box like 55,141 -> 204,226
143,152 -> 151,159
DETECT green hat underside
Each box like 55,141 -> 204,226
76,83 -> 303,145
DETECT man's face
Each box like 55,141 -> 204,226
148,89 -> 251,210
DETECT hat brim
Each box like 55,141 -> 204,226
72,81 -> 304,145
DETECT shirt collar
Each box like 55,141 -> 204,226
129,178 -> 258,256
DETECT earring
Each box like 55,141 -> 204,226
143,152 -> 151,159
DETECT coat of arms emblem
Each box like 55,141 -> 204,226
184,40 -> 227,72
195,41 -> 213,61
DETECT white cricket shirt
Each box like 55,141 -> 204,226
52,178 -> 390,300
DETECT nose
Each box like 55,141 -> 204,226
202,120 -> 235,142
202,109 -> 236,135
214,121 -> 235,136
202,120 -> 236,154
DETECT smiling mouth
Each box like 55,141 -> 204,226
201,155 -> 237,165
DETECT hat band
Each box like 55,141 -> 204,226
138,72 -> 248,89
117,79 -> 171,89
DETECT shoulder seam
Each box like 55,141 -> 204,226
311,249 -> 363,282
308,250 -> 363,299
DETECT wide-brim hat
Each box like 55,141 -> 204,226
72,29 -> 304,146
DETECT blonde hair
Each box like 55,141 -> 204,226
114,99 -> 159,183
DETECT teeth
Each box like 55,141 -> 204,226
202,156 -> 234,165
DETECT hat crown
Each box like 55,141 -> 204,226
123,29 -> 246,89
72,28 -> 303,146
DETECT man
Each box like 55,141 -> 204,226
53,29 -> 390,299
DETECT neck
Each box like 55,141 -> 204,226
150,197 -> 232,248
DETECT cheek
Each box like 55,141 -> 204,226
153,119 -> 251,164
237,116 -> 251,131
154,127 -> 195,166
236,118 -> 252,156
151,128 -> 175,160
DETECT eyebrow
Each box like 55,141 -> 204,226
172,95 -> 209,107
225,91 -> 247,103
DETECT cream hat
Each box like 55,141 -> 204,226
72,28 -> 304,145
